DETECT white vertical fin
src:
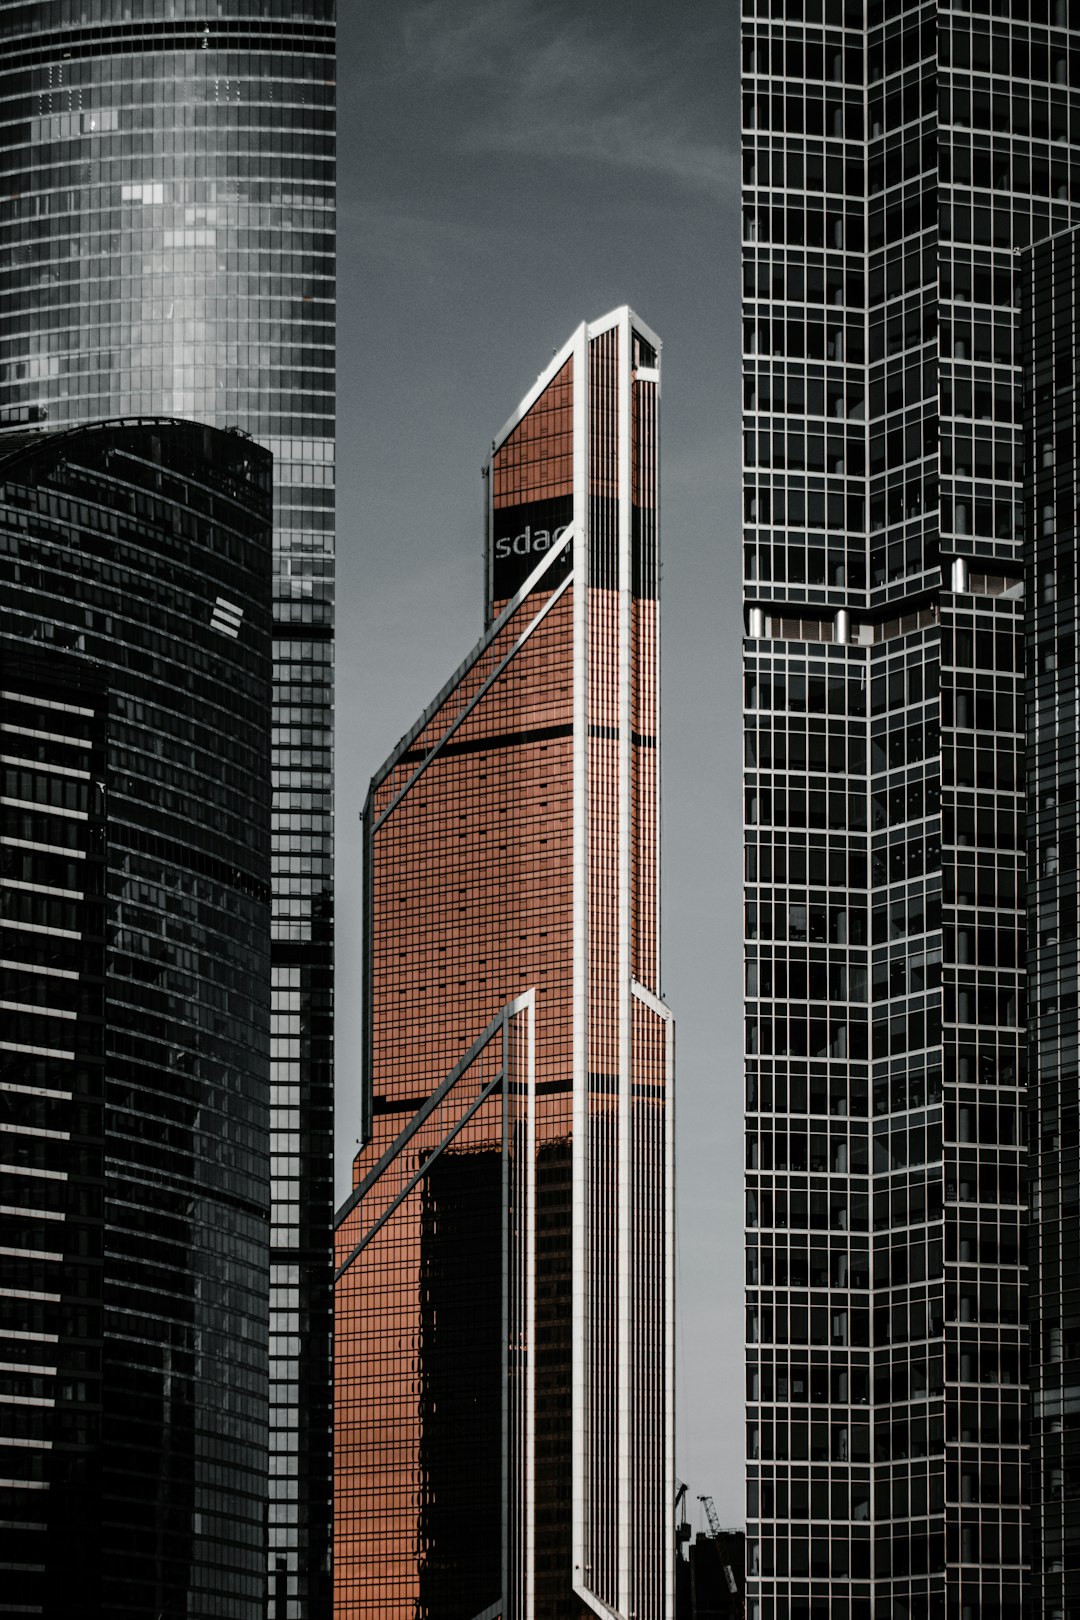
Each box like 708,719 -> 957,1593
617,305 -> 634,1616
571,316 -> 591,1602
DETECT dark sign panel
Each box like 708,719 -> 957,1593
489,493 -> 573,607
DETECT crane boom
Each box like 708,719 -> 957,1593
698,1494 -> 722,1538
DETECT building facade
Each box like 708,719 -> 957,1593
676,1528 -> 746,1620
1022,223 -> 1080,1620
334,308 -> 673,1620
742,4 -> 1078,1616
0,418 -> 273,1618
0,6 -> 336,1611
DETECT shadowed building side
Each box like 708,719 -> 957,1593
1022,223 -> 1080,1620
0,418 -> 273,1619
0,9 -> 336,1607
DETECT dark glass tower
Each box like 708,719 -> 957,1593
0,418 -> 272,1618
1022,223 -> 1080,1620
0,7 -> 336,1612
742,4 -> 1078,1617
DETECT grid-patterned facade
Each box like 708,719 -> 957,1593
1022,224 -> 1080,1620
0,6 -> 335,1612
742,4 -> 1080,1616
0,419 -> 273,1618
334,308 -> 672,1620
0,643 -> 107,1620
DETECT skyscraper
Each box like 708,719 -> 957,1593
334,307 -> 673,1620
742,5 -> 1078,1617
0,418 -> 273,1618
0,7 -> 335,1611
1022,222 -> 1080,1620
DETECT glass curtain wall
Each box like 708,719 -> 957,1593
742,3 -> 1079,1616
335,310 -> 671,1620
0,420 -> 273,1618
1022,223 -> 1080,1620
0,6 -> 336,1614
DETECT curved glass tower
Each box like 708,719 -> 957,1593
0,418 -> 273,1618
0,6 -> 336,1613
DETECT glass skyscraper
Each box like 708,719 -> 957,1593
334,308 -> 672,1620
1022,222 -> 1080,1620
0,6 -> 335,1613
742,3 -> 1078,1616
0,418 -> 273,1618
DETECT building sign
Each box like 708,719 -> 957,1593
488,493 -> 573,607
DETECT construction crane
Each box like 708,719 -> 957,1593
698,1494 -> 722,1539
675,1479 -> 691,1550
698,1495 -> 743,1614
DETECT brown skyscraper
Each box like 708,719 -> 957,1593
334,308 -> 673,1620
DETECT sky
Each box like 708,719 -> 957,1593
336,0 -> 746,1531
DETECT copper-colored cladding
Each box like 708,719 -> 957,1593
334,591 -> 573,1618
335,314 -> 668,1620
492,359 -> 574,510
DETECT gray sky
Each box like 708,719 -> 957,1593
336,0 -> 745,1530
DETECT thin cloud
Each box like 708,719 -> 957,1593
362,0 -> 738,202
395,0 -> 548,81
473,107 -> 740,200
345,203 -> 504,276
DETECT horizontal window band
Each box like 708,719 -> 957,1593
393,722 -> 654,764
373,1075 -> 573,1119
588,1073 -> 620,1094
589,727 -> 657,748
747,604 -> 941,647
747,585 -> 938,627
0,797 -> 87,822
272,625 -> 333,643
1,880 -> 83,902
397,723 -> 573,767
0,1043 -> 74,1062
3,725 -> 91,751
1,22 -> 333,75
0,1124 -> 70,1141
746,566 -> 1025,646
0,838 -> 87,860
0,921 -> 81,940
110,825 -> 271,908
0,1083 -> 73,1099
373,561 -> 573,822
371,1093 -> 424,1116
0,755 -> 90,782
0,692 -> 94,719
